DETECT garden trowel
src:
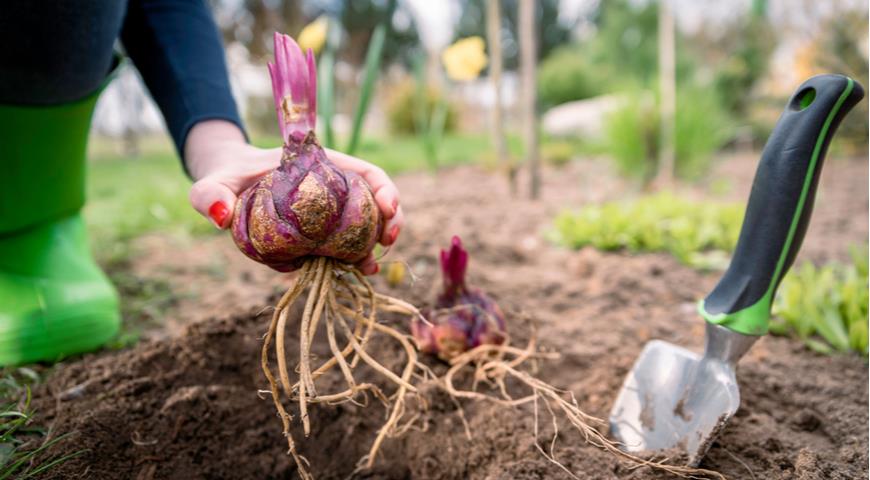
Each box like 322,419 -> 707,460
609,74 -> 864,466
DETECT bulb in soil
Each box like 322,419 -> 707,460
414,236 -> 507,360
229,32 -> 423,480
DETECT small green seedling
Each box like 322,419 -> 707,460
772,245 -> 869,355
550,192 -> 743,269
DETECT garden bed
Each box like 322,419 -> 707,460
33,155 -> 868,479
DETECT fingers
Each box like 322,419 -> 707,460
324,148 -> 403,247
190,177 -> 237,229
187,145 -> 281,230
380,205 -> 404,246
326,149 -> 400,219
359,205 -> 404,275
356,252 -> 380,276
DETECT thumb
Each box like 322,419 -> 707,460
190,177 -> 238,229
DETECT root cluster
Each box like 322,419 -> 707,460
441,332 -> 728,480
260,257 -> 425,480
260,258 -> 725,480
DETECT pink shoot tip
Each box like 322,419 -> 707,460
268,32 -> 317,141
440,236 -> 468,289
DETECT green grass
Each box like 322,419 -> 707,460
85,139 -> 207,343
85,139 -> 216,265
0,369 -> 84,478
772,245 -> 869,355
550,192 -> 744,270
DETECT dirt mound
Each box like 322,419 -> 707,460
33,251 -> 867,479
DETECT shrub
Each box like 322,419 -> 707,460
601,92 -> 659,182
541,140 -> 576,167
712,16 -> 774,117
601,85 -> 732,183
801,13 -> 869,153
550,192 -> 743,269
772,245 -> 869,355
674,85 -> 734,179
537,46 -> 609,108
386,80 -> 456,135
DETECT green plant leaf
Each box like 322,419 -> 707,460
317,18 -> 338,149
772,246 -> 869,355
346,22 -> 388,155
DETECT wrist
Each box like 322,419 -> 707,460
185,120 -> 248,180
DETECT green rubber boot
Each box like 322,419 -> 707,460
0,68 -> 120,365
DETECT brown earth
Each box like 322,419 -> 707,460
31,155 -> 868,479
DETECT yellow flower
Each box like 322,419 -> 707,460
385,262 -> 406,288
441,36 -> 488,82
298,16 -> 328,54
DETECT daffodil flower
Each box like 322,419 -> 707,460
441,36 -> 488,82
298,15 -> 328,54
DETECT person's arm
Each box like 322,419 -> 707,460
121,0 -> 244,171
120,1 -> 402,274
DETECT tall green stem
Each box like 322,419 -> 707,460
346,24 -> 387,155
318,23 -> 337,149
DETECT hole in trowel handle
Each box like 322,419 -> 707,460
791,87 -> 816,111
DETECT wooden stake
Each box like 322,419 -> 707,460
486,0 -> 512,192
656,0 -> 677,188
518,0 -> 540,199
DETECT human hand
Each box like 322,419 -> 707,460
185,120 -> 403,275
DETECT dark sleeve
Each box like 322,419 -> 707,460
120,0 -> 247,174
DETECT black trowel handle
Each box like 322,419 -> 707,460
700,74 -> 864,336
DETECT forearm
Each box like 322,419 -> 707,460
121,0 -> 245,171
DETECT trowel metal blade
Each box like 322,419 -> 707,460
609,340 -> 740,466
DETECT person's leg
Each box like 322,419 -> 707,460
0,1 -> 126,365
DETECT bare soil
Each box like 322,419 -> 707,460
32,155 -> 868,479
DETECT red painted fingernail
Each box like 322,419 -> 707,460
389,225 -> 400,243
374,264 -> 381,274
208,201 -> 230,228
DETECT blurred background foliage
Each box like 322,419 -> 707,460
537,47 -> 608,108
800,13 -> 869,152
195,0 -> 868,175
598,85 -> 732,183
531,0 -> 864,184
453,0 -> 572,70
386,81 -> 458,135
211,0 -> 421,66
